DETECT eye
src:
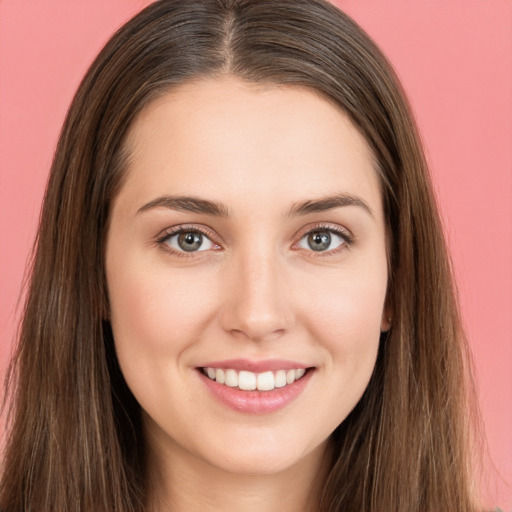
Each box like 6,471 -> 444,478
297,228 -> 348,252
161,229 -> 216,253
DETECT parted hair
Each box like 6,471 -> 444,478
1,1 -> 480,510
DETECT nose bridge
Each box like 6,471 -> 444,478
220,242 -> 291,341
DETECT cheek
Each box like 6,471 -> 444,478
300,264 -> 386,368
107,256 -> 218,360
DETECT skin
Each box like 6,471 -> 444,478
105,76 -> 390,512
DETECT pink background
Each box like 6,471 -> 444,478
0,0 -> 510,507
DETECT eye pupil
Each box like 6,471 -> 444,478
308,231 -> 331,251
178,231 -> 202,251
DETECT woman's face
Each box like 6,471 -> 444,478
106,76 -> 390,476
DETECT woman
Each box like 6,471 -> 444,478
0,0 -> 483,510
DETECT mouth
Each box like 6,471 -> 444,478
196,362 -> 315,414
200,367 -> 308,391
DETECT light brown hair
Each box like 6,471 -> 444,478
1,1 -> 481,510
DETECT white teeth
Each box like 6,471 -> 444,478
256,371 -> 274,391
225,369 -> 238,387
239,371 -> 257,391
203,367 -> 308,391
274,370 -> 287,388
215,368 -> 225,384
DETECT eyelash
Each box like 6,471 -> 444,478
155,224 -> 220,258
155,223 -> 354,258
294,223 -> 354,257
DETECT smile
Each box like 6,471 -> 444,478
201,367 -> 307,391
198,362 -> 314,414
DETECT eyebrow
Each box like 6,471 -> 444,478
137,192 -> 373,218
287,193 -> 374,218
137,195 -> 229,217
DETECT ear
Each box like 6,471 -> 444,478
380,305 -> 392,333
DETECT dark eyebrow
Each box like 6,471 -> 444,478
137,193 -> 373,219
137,195 -> 229,217
287,193 -> 374,218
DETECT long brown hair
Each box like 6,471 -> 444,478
1,1 -> 481,510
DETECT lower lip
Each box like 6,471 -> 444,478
198,369 -> 314,414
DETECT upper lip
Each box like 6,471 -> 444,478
197,358 -> 311,373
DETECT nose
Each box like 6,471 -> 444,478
219,250 -> 293,342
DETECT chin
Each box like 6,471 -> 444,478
189,426 -> 330,477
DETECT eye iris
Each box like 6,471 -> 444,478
307,231 -> 331,251
178,231 -> 202,251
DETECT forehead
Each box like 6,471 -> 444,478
118,76 -> 382,216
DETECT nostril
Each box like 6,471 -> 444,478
220,301 -> 292,342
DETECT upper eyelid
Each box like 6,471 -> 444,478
293,222 -> 354,241
156,224 -> 219,243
